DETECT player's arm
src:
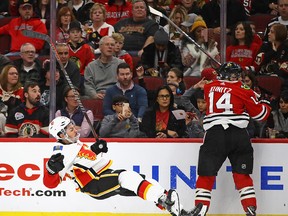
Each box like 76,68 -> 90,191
244,90 -> 271,122
43,153 -> 64,189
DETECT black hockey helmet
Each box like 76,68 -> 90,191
217,62 -> 243,80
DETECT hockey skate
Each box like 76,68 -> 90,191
180,203 -> 203,216
158,189 -> 181,216
246,206 -> 256,216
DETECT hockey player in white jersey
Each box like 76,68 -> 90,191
44,116 -> 202,216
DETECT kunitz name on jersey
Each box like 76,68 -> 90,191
203,80 -> 270,131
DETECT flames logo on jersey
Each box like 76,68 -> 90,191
77,144 -> 96,161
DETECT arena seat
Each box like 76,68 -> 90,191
256,75 -> 284,99
0,17 -> 13,54
133,76 -> 165,91
81,98 -> 104,122
183,76 -> 201,89
248,14 -> 276,37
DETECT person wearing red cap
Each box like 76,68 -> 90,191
0,0 -> 48,55
200,67 -> 218,81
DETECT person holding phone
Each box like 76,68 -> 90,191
100,95 -> 143,138
181,16 -> 220,77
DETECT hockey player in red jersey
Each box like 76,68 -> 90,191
43,116 -> 202,216
194,62 -> 271,216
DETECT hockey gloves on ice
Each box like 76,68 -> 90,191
46,153 -> 64,175
91,139 -> 108,154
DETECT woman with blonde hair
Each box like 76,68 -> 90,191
0,65 -> 24,136
85,3 -> 115,50
163,5 -> 187,48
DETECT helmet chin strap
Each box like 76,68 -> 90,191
64,132 -> 80,143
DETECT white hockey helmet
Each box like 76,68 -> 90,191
49,116 -> 79,143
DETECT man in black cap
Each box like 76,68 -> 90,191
140,28 -> 183,77
0,0 -> 47,55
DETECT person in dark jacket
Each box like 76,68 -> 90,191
140,85 -> 187,138
200,0 -> 247,34
140,28 -> 183,78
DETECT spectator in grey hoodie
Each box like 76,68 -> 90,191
99,95 -> 143,138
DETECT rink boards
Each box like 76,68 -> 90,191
0,138 -> 287,215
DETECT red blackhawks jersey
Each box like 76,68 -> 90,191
43,140 -> 112,191
203,80 -> 271,130
68,41 -> 95,76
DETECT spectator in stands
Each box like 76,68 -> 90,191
181,16 -> 219,76
67,20 -> 95,92
178,0 -> 201,14
84,36 -> 124,99
251,0 -> 278,15
103,62 -> 148,120
100,95 -> 143,138
112,32 -> 134,71
263,0 -> 288,41
140,28 -> 183,78
0,54 -> 12,72
55,42 -> 81,89
55,85 -> 94,138
200,0 -> 247,35
114,0 -> 159,57
13,43 -> 43,86
140,85 -> 187,138
85,3 -> 115,52
184,89 -> 206,138
254,23 -> 288,88
226,21 -> 260,72
181,13 -> 197,33
246,20 -> 263,48
0,0 -> 48,55
56,6 -> 75,43
136,66 -> 185,106
71,0 -> 94,24
0,65 -> 24,136
8,0 -> 19,17
163,5 -> 187,48
0,0 -> 9,18
146,0 -> 168,26
39,60 -> 66,110
265,89 -> 288,138
243,72 -> 273,137
182,67 -> 217,110
34,0 -> 50,31
5,81 -> 49,137
105,0 -> 133,26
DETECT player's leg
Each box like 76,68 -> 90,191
118,170 -> 201,216
195,126 -> 227,215
228,127 -> 256,216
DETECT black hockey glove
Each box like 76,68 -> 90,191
91,139 -> 108,154
46,153 -> 64,175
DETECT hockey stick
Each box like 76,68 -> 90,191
148,6 -> 221,66
22,30 -> 99,140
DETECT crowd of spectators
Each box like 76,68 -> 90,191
0,0 -> 287,138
